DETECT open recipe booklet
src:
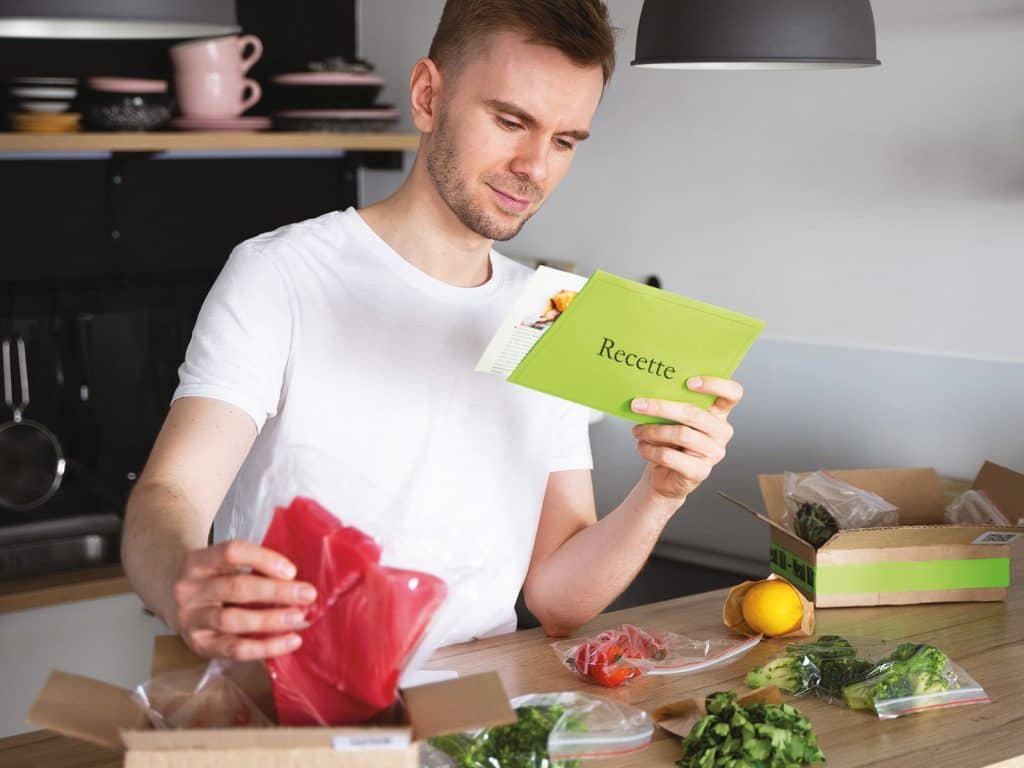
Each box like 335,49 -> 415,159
475,266 -> 766,423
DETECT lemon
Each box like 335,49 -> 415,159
741,580 -> 804,637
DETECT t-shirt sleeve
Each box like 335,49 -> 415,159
172,242 -> 292,433
547,401 -> 594,473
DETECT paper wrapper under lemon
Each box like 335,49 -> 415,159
723,574 -> 814,639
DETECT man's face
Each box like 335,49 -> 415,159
426,31 -> 605,242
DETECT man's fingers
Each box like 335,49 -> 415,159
631,399 -> 733,442
188,604 -> 309,635
187,628 -> 302,661
687,376 -> 744,417
632,424 -> 725,462
221,633 -> 303,661
189,573 -> 317,608
687,376 -> 743,402
188,540 -> 298,580
636,441 -> 711,483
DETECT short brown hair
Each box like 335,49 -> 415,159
429,0 -> 617,86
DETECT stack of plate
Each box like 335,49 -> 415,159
7,77 -> 82,132
269,72 -> 399,132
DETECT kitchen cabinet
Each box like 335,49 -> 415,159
0,130 -> 417,607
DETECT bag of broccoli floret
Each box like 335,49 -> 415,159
746,635 -> 990,719
783,471 -> 900,548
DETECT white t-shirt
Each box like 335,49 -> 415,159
173,207 -> 592,649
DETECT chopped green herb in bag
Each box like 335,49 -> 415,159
429,704 -> 580,768
678,692 -> 826,768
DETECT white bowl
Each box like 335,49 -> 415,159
9,86 -> 77,99
16,100 -> 72,113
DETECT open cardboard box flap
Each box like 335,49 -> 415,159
721,463 -> 1024,552
28,635 -> 516,751
974,460 -> 1024,522
28,670 -> 149,750
758,467 -> 946,527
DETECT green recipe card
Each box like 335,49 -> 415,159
475,267 -> 765,423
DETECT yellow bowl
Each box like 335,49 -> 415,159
10,112 -> 82,133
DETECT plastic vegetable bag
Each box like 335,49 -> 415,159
746,634 -> 990,719
231,444 -> 487,684
424,692 -> 654,767
783,471 -> 900,548
552,624 -> 761,688
945,489 -> 1011,526
133,659 -> 272,729
261,496 -> 447,725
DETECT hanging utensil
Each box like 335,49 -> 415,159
0,336 -> 66,511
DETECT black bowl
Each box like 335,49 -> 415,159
83,78 -> 172,131
84,92 -> 172,131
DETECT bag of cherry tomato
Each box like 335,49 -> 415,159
552,624 -> 761,688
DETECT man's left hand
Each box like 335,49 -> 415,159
630,376 -> 744,504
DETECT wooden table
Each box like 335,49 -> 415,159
4,557 -> 1023,768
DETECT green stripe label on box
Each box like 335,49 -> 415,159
770,543 -> 1011,597
815,557 -> 1010,595
770,543 -> 816,594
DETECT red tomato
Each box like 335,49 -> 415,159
567,641 -> 638,687
591,663 -> 640,687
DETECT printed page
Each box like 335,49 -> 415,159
475,265 -> 588,378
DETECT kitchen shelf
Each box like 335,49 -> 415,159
0,131 -> 420,153
0,564 -> 131,615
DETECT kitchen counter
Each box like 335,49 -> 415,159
4,555 -> 1023,767
0,565 -> 130,615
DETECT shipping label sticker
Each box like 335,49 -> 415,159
332,733 -> 412,751
971,531 -> 1023,545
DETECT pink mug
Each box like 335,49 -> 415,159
170,34 -> 263,76
174,72 -> 261,118
170,34 -> 263,118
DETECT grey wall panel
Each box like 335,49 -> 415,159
590,339 -> 1024,574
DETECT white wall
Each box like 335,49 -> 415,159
360,1 -> 1024,571
363,0 -> 1024,363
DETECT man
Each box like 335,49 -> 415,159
122,0 -> 743,662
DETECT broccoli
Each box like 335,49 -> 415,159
786,635 -> 857,660
750,636 -> 960,715
842,643 -> 954,712
793,502 -> 839,548
816,655 -> 875,699
748,635 -> 873,698
795,636 -> 874,698
747,654 -> 809,694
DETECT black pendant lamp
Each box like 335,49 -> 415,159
0,0 -> 240,39
632,0 -> 880,70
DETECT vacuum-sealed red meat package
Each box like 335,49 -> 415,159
262,497 -> 447,725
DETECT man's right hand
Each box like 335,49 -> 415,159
171,539 -> 318,661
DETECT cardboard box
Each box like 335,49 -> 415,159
721,461 -> 1024,608
27,635 -> 516,767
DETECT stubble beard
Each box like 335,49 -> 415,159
426,110 -> 539,243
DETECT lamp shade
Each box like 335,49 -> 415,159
0,0 -> 240,39
632,0 -> 880,70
